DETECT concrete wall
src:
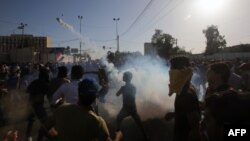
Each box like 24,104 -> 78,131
0,53 -> 9,63
9,47 -> 77,63
190,52 -> 250,60
10,48 -> 33,63
41,54 -> 76,63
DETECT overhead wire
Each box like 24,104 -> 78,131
136,0 -> 185,37
145,0 -> 174,27
120,0 -> 183,44
91,38 -> 116,42
119,0 -> 155,37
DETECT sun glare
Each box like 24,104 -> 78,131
197,0 -> 225,14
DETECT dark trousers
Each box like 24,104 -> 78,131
0,107 -> 5,126
116,107 -> 147,139
26,104 -> 47,140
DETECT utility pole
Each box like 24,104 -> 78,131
18,22 -> 27,35
113,18 -> 120,52
78,16 -> 83,57
18,23 -> 28,48
17,22 -> 27,62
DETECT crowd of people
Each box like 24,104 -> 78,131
166,57 -> 250,141
0,56 -> 249,141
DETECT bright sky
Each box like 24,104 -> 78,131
1,0 -> 250,54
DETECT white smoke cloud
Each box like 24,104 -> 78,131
99,56 -> 175,120
56,18 -> 85,41
56,17 -> 175,120
184,14 -> 192,21
56,18 -> 106,60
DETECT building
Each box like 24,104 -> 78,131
190,52 -> 250,60
0,34 -> 51,62
8,47 -> 77,63
0,34 -> 51,52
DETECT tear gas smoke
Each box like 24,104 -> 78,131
56,18 -> 106,59
191,72 -> 206,101
99,55 -> 175,120
184,14 -> 192,21
56,18 -> 75,34
56,17 -> 175,120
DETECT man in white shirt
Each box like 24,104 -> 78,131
47,78 -> 122,141
52,65 -> 84,104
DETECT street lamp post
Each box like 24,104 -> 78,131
78,16 -> 83,56
18,22 -> 28,35
113,18 -> 120,52
18,23 -> 28,49
17,22 -> 27,62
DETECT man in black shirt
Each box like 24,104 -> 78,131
204,62 -> 250,141
26,67 -> 50,141
167,56 -> 201,141
116,71 -> 148,140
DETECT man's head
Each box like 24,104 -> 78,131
169,56 -> 192,95
123,71 -> 133,83
71,65 -> 84,80
207,62 -> 230,90
9,65 -> 20,76
78,79 -> 99,106
39,67 -> 50,81
170,56 -> 191,70
57,66 -> 68,78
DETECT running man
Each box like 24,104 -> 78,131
116,71 -> 148,141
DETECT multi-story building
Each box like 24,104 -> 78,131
0,34 -> 51,53
0,34 -> 51,62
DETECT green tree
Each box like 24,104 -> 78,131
151,29 -> 175,59
203,25 -> 226,54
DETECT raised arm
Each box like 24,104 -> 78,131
116,87 -> 123,96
